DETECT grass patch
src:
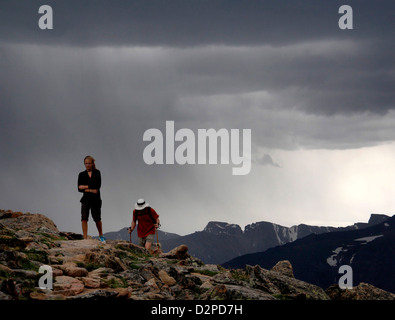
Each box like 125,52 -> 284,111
85,262 -> 106,272
18,258 -> 39,272
230,269 -> 250,282
22,249 -> 48,264
115,244 -> 149,258
0,269 -> 11,279
106,276 -> 128,288
0,236 -> 26,250
128,263 -> 141,270
194,269 -> 219,277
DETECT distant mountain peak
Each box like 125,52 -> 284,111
203,221 -> 242,236
368,213 -> 390,225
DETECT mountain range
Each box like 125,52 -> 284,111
223,214 -> 395,293
102,213 -> 390,265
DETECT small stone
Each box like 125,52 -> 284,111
211,284 -> 227,299
115,287 -> 132,299
158,270 -> 177,286
144,278 -> 159,290
200,280 -> 213,290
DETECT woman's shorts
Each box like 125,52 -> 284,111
81,203 -> 101,222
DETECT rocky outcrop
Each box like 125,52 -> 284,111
270,260 -> 294,278
0,210 -> 394,300
326,283 -> 395,300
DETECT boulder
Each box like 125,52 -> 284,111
246,264 -> 329,300
58,262 -> 88,277
271,260 -> 294,278
0,210 -> 23,219
161,245 -> 189,260
0,212 -> 59,233
53,276 -> 84,296
84,252 -> 127,272
81,277 -> 101,288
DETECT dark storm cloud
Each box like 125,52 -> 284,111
1,0 -> 394,117
0,0 -> 393,47
0,40 -> 394,156
0,1 -> 394,234
164,41 -> 395,116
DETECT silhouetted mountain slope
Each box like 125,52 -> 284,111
223,215 -> 395,293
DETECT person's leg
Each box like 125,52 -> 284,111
91,207 -> 103,237
95,221 -> 103,237
145,241 -> 152,252
81,220 -> 88,239
138,236 -> 145,248
81,204 -> 89,239
145,234 -> 155,253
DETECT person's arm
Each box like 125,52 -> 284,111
151,208 -> 160,228
129,211 -> 137,233
96,170 -> 101,189
89,170 -> 101,194
129,220 -> 136,233
128,210 -> 137,233
155,218 -> 160,229
78,173 -> 88,193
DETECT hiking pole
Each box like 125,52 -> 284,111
155,223 -> 161,251
128,227 -> 132,244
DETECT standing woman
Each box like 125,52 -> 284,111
78,155 -> 106,243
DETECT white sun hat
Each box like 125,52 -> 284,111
135,198 -> 149,210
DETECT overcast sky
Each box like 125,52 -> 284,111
0,0 -> 394,236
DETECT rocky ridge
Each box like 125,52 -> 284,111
0,210 -> 393,300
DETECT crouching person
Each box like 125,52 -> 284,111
128,199 -> 160,253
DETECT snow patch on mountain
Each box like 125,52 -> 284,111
326,247 -> 345,267
272,224 -> 283,245
326,235 -> 384,267
288,226 -> 298,242
354,235 -> 383,244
